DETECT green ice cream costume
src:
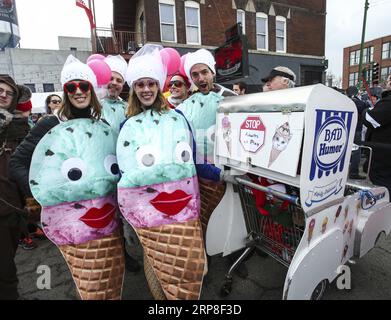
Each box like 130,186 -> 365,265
29,119 -> 125,300
176,92 -> 223,163
101,98 -> 126,133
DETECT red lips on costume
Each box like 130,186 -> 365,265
79,203 -> 116,228
150,190 -> 192,216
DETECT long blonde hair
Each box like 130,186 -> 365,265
126,89 -> 169,118
57,86 -> 102,121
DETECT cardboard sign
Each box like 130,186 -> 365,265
240,116 -> 266,153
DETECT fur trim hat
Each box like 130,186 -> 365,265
184,49 -> 216,81
60,55 -> 97,88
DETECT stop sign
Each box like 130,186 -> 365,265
240,116 -> 266,153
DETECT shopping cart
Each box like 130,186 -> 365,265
220,177 -> 305,296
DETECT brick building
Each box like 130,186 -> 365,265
342,35 -> 391,89
106,0 -> 327,89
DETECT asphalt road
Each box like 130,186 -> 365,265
15,230 -> 391,300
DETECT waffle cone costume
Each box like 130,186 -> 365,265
138,220 -> 205,300
199,178 -> 227,237
59,230 -> 125,300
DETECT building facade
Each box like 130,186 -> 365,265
0,37 -> 91,94
109,0 -> 327,89
342,34 -> 391,89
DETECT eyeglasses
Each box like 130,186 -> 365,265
168,81 -> 185,89
63,81 -> 91,94
133,80 -> 158,89
0,87 -> 16,98
50,99 -> 62,104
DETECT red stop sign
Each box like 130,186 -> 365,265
240,116 -> 266,153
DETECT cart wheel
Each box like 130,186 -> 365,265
219,279 -> 233,297
311,280 -> 328,300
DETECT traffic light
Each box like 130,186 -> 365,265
372,62 -> 380,84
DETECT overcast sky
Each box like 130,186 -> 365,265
14,0 -> 391,79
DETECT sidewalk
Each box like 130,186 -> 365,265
15,235 -> 391,300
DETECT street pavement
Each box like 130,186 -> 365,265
15,231 -> 391,300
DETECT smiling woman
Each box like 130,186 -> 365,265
9,54 -> 125,300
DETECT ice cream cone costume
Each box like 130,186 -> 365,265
29,119 -> 125,300
117,109 -> 206,300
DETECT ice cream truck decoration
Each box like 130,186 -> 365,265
206,84 -> 391,300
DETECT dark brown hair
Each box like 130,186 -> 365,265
126,89 -> 169,118
57,85 -> 102,120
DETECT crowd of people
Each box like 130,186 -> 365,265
0,43 -> 390,300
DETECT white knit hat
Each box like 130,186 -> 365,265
125,44 -> 166,90
60,55 -> 97,88
104,55 -> 128,81
184,49 -> 216,81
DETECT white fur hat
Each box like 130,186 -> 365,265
60,55 -> 97,88
125,45 -> 166,90
184,49 -> 216,81
104,55 -> 128,81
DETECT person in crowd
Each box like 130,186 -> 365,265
233,81 -> 247,95
346,86 -> 367,180
117,45 -> 209,299
262,66 -> 296,92
100,54 -> 128,133
166,72 -> 191,108
45,94 -> 62,115
10,55 -> 126,300
386,74 -> 391,91
362,81 -> 391,193
369,86 -> 383,107
0,75 -> 32,300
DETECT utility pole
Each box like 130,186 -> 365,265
88,0 -> 97,53
357,0 -> 369,89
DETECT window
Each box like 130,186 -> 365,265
276,16 -> 286,53
349,72 -> 359,87
159,0 -> 176,42
256,12 -> 268,51
43,83 -> 54,92
185,1 -> 201,45
381,66 -> 391,82
24,83 -> 36,93
363,46 -> 374,63
349,50 -> 360,66
383,42 -> 391,60
237,9 -> 245,34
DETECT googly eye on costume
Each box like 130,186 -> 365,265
206,125 -> 216,143
104,154 -> 119,176
175,141 -> 192,164
61,158 -> 87,182
136,145 -> 160,168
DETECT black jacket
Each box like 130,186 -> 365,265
362,90 -> 391,192
9,116 -> 59,198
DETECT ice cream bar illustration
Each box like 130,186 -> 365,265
334,205 -> 342,223
29,119 -> 124,300
268,122 -> 292,167
343,220 -> 349,234
341,244 -> 349,262
348,219 -> 354,237
117,109 -> 206,300
221,116 -> 232,154
344,206 -> 349,220
308,218 -> 316,244
321,217 -> 328,234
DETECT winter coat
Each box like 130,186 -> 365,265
362,90 -> 391,192
0,116 -> 30,226
9,116 -> 59,200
